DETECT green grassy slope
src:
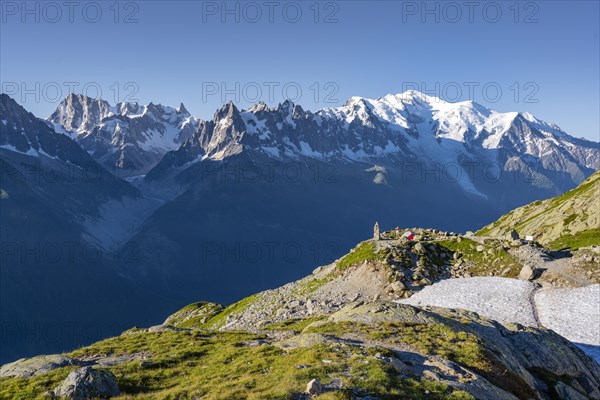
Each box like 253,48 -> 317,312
477,171 -> 600,249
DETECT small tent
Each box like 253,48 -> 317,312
401,231 -> 415,240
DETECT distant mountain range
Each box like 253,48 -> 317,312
1,91 -> 598,363
49,91 -> 598,193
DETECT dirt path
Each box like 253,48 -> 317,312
528,285 -> 542,327
508,245 -> 591,287
541,258 -> 591,287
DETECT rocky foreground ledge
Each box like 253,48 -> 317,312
2,232 -> 599,399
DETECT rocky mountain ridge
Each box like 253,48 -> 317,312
0,94 -> 176,366
49,93 -> 200,175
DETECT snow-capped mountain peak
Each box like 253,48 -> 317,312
176,103 -> 189,115
49,94 -> 200,175
118,101 -> 142,117
247,101 -> 269,113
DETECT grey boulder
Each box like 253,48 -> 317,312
0,354 -> 79,378
53,367 -> 120,399
518,264 -> 536,281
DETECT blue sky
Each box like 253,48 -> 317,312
1,0 -> 599,140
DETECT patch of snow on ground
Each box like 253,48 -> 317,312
399,278 -> 600,364
399,277 -> 539,326
535,285 -> 600,350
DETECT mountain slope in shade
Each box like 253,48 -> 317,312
1,93 -> 139,219
2,93 -> 101,167
0,93 -> 153,249
0,94 -> 177,364
123,152 -> 499,306
49,93 -> 200,175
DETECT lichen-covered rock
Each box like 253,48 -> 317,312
53,367 -> 120,399
0,354 -> 79,378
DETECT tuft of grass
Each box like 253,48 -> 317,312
297,277 -> 330,294
204,295 -> 258,329
562,214 -> 577,226
337,242 -> 385,270
0,367 -> 75,400
437,238 -> 522,277
165,302 -> 224,328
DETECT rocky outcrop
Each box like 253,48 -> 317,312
53,367 -> 120,399
519,264 -> 536,280
0,354 -> 80,378
325,301 -> 600,400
